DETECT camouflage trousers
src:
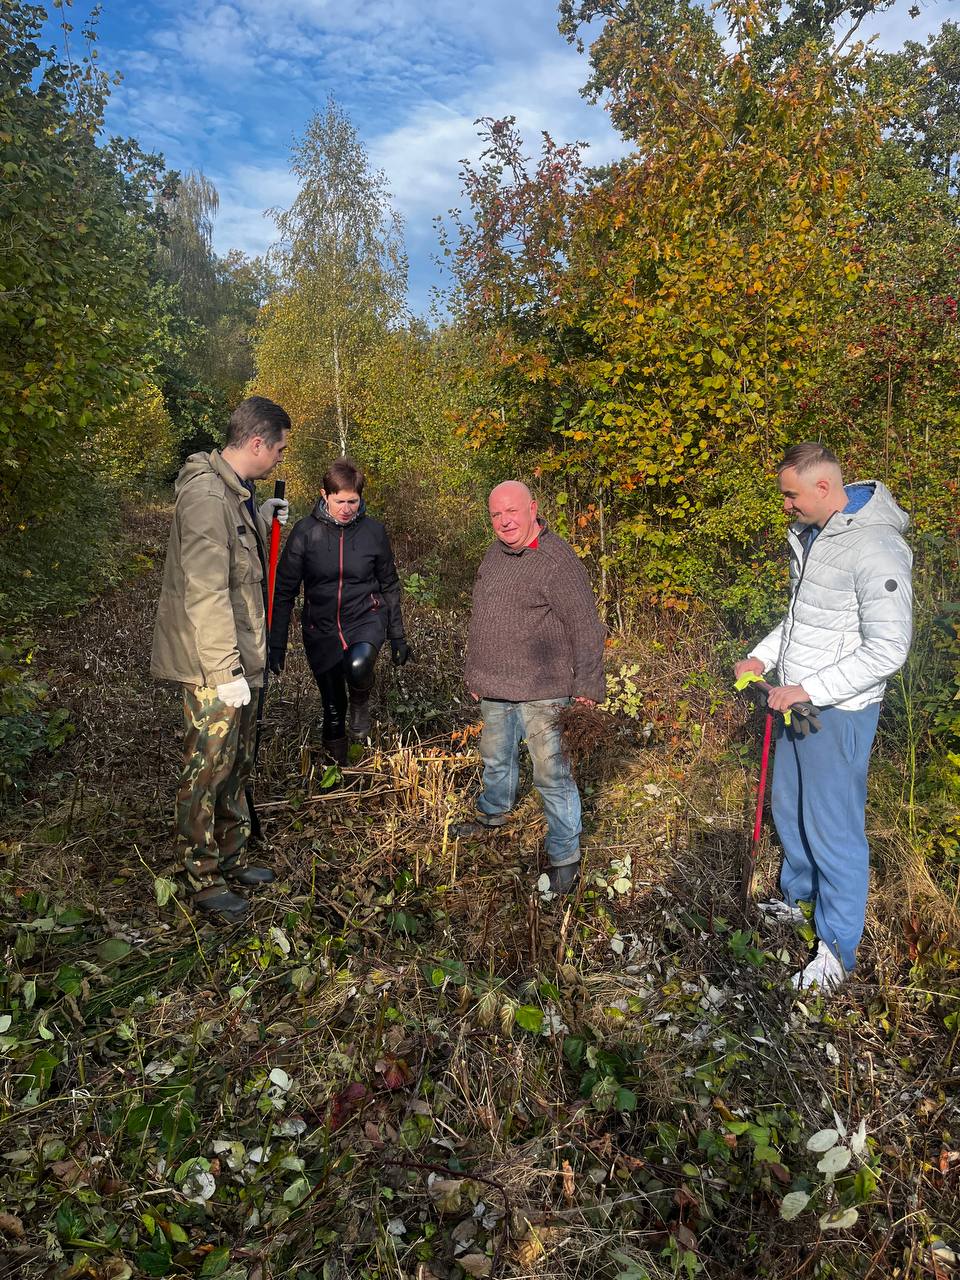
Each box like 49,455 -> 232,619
176,685 -> 259,896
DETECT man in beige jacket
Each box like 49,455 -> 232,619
152,397 -> 290,918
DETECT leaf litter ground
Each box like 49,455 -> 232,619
1,509 -> 958,1280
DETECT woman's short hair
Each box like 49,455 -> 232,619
322,457 -> 365,495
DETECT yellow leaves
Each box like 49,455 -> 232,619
560,1158 -> 576,1205
513,1230 -> 545,1267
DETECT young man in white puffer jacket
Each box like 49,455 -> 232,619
734,441 -> 913,991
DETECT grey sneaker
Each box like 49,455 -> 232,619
758,898 -> 805,924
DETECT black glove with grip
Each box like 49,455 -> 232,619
791,702 -> 822,736
268,648 -> 285,677
391,638 -> 411,667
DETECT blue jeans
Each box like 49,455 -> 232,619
771,703 -> 880,972
476,698 -> 582,866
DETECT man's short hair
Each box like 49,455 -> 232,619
323,457 -> 365,495
225,397 -> 291,448
777,441 -> 841,476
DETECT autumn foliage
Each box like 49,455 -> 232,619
445,2 -> 958,624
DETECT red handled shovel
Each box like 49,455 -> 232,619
736,675 -> 821,905
267,478 -> 285,631
247,477 -> 286,845
741,706 -> 774,906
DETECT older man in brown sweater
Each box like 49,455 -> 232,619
458,481 -> 606,892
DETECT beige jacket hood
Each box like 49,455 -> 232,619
151,451 -> 270,689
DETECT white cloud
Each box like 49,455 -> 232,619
107,83 -> 243,155
369,47 -> 624,224
204,37 -> 623,314
209,162 -> 298,258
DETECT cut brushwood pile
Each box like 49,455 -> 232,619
0,511 -> 958,1280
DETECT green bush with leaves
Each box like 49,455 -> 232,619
0,639 -> 73,796
0,2 -> 163,530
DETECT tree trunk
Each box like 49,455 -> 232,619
332,328 -> 347,454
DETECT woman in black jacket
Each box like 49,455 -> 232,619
268,457 -> 409,762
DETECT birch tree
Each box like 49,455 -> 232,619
254,98 -> 407,480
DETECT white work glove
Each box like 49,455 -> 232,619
216,676 -> 251,707
260,497 -> 289,526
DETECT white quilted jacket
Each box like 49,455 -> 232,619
750,482 -> 913,710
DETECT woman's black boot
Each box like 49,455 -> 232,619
348,687 -> 373,739
323,736 -> 348,765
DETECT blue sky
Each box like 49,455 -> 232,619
46,0 -> 957,317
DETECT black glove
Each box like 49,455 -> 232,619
791,704 -> 822,736
268,648 -> 285,677
391,638 -> 410,667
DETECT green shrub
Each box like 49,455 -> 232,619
0,639 -> 73,796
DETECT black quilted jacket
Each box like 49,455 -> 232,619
269,499 -> 405,675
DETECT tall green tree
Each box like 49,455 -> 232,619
156,170 -> 220,329
207,250 -> 275,409
0,0 -> 164,531
152,170 -> 274,455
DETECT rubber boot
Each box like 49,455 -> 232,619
324,736 -> 348,766
225,865 -> 276,887
193,885 -> 249,919
348,687 -> 372,739
546,861 -> 580,894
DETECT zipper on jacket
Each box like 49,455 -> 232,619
781,536 -> 809,662
336,528 -> 348,650
781,511 -> 839,659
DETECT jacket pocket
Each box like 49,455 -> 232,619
839,713 -> 857,766
230,532 -> 263,587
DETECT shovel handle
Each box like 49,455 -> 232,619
752,710 -> 774,848
267,478 -> 285,630
748,679 -> 820,723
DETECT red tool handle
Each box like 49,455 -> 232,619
751,710 -> 774,851
267,478 -> 285,629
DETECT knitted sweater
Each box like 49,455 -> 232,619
464,522 -> 606,703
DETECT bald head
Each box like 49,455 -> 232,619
488,480 -> 539,550
490,480 -> 532,506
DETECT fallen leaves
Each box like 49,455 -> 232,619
327,1082 -> 367,1131
375,1054 -> 413,1091
560,1157 -> 575,1205
429,1177 -> 464,1214
458,1253 -> 492,1277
